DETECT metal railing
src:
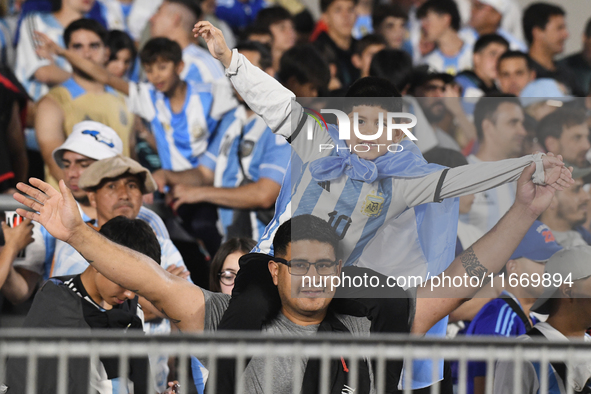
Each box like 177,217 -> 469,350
1,329 -> 590,394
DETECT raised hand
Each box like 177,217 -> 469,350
13,178 -> 85,243
166,264 -> 191,280
33,31 -> 64,59
541,152 -> 574,190
169,184 -> 206,211
515,160 -> 573,218
192,21 -> 232,68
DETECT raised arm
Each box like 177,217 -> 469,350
34,31 -> 130,95
403,153 -> 572,207
13,179 -> 205,333
35,96 -> 66,182
193,22 -> 295,136
411,162 -> 574,334
194,22 -> 330,162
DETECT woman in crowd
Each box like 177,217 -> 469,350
209,237 -> 257,294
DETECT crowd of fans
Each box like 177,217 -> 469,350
0,0 -> 591,392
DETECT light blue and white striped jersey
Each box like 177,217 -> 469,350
181,43 -> 226,84
420,42 -> 473,75
227,49 -> 546,389
14,12 -> 71,101
97,0 -> 161,41
459,26 -> 527,52
13,204 -> 170,280
459,154 -> 516,233
202,105 -> 290,239
127,80 -> 235,171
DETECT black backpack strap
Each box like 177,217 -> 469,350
500,294 -> 532,331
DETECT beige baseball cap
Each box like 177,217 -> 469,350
78,155 -> 157,194
531,245 -> 591,314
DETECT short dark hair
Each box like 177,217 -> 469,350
240,25 -> 272,42
236,40 -> 273,70
254,6 -> 291,31
423,147 -> 468,168
473,33 -> 509,54
417,0 -> 461,31
278,44 -> 330,94
372,4 -> 408,31
536,108 -> 587,151
64,18 -> 108,48
107,30 -> 137,66
140,37 -> 183,65
99,216 -> 162,265
209,237 -> 257,292
473,94 -> 522,141
320,0 -> 357,13
497,50 -> 533,71
273,215 -> 339,258
369,49 -> 413,93
522,2 -> 565,45
343,76 -> 403,113
166,0 -> 202,20
585,17 -> 591,38
353,34 -> 385,56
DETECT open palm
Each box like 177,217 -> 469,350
13,178 -> 85,243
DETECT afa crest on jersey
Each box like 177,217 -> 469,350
361,192 -> 384,217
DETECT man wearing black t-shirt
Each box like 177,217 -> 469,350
5,217 -> 162,393
313,0 -> 359,89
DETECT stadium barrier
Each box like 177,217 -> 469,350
0,329 -> 589,394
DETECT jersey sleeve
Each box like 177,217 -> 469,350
225,49 -> 331,162
15,14 -> 51,82
401,153 -> 545,208
201,289 -> 231,331
137,206 -> 170,240
256,130 -> 290,185
126,81 -> 157,121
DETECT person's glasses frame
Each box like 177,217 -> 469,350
273,257 -> 339,276
218,270 -> 237,286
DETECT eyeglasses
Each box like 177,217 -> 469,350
218,270 -> 237,286
273,258 -> 339,276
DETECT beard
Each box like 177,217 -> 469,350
424,103 -> 446,123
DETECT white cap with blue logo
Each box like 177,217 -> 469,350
52,121 -> 123,169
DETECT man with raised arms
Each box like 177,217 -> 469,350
191,21 -> 573,389
13,155 -> 572,390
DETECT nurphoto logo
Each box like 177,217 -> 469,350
304,108 -> 418,153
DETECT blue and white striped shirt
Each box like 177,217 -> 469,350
420,42 -> 473,75
15,12 -> 71,101
202,105 -> 290,239
226,49 -> 546,389
127,80 -> 235,171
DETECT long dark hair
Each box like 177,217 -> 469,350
209,238 -> 257,292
